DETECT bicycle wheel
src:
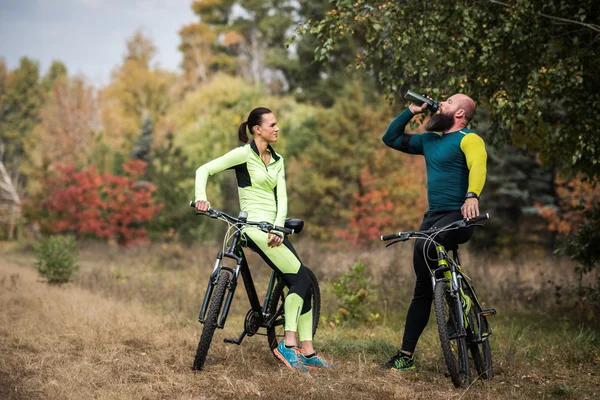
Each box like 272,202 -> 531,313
267,267 -> 321,352
434,282 -> 470,388
464,286 -> 493,380
192,271 -> 230,371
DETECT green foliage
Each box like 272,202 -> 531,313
146,132 -> 198,240
0,57 -> 41,168
34,234 -> 79,284
302,0 -> 600,178
130,114 -> 154,163
332,260 -> 378,323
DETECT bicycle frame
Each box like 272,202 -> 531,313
198,220 -> 283,345
429,245 -> 494,342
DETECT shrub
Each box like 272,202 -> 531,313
332,260 -> 378,323
34,235 -> 79,284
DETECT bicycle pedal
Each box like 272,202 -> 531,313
480,309 -> 496,317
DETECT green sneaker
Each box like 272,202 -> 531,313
381,351 -> 415,371
273,341 -> 307,372
299,352 -> 337,369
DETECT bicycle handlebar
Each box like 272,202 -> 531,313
380,213 -> 490,242
189,201 -> 294,235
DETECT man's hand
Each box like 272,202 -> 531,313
461,198 -> 480,220
408,94 -> 434,114
195,200 -> 210,212
267,232 -> 283,248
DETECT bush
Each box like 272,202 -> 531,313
34,235 -> 79,284
332,260 -> 378,323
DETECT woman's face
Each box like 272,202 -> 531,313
254,113 -> 279,143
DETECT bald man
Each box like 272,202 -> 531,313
380,93 -> 487,371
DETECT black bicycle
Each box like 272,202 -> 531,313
381,213 -> 496,387
189,202 -> 320,371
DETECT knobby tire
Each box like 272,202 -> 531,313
192,271 -> 230,371
434,281 -> 470,388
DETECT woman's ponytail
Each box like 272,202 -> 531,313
238,121 -> 249,143
239,107 -> 272,144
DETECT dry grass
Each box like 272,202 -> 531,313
1,241 -> 599,400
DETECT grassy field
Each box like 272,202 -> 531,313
1,240 -> 599,399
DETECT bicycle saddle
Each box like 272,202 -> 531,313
284,218 -> 304,234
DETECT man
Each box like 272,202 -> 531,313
380,93 -> 487,371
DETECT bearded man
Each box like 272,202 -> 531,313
380,93 -> 488,371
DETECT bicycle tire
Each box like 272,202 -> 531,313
464,286 -> 493,380
192,271 -> 230,371
434,282 -> 470,388
267,267 -> 321,353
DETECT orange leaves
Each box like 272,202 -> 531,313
537,175 -> 600,234
37,160 -> 162,246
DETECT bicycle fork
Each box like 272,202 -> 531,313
198,252 -> 239,329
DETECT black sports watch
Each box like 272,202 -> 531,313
465,192 -> 479,200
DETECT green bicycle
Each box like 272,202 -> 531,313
381,213 -> 496,387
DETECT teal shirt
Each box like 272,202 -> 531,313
195,141 -> 287,227
382,109 -> 487,212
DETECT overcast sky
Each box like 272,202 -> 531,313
0,0 -> 196,86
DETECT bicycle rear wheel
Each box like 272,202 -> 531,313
434,281 -> 470,388
192,271 -> 230,371
267,267 -> 321,352
464,286 -> 493,380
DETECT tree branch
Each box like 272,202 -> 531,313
489,0 -> 600,33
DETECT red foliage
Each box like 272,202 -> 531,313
38,160 -> 163,245
337,150 -> 427,246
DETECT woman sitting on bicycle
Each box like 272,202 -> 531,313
194,107 -> 334,371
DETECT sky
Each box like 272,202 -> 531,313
0,0 -> 196,86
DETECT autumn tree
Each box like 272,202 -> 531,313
35,75 -> 98,168
100,31 -> 175,151
34,160 -> 162,246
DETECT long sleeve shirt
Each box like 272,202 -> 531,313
382,109 -> 487,212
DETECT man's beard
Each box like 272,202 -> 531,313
424,112 -> 454,132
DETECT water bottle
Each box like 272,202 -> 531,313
404,90 -> 439,113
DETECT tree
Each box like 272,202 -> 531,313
182,0 -> 296,89
100,31 -> 175,152
286,83 -> 426,241
35,75 -> 98,168
130,114 -> 154,163
33,160 -> 162,246
0,57 -> 42,238
302,0 -> 600,178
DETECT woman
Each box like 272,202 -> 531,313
194,107 -> 334,371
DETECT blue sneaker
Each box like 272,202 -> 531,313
299,352 -> 337,369
273,341 -> 307,372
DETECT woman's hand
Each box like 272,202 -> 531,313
195,200 -> 210,212
267,232 -> 283,248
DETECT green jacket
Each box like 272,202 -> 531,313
195,141 -> 287,227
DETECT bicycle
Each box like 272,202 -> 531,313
189,202 -> 321,371
381,213 -> 496,387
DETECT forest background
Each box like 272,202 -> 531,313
1,1 -> 600,398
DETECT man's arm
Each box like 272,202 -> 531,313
460,133 -> 487,218
382,109 -> 424,155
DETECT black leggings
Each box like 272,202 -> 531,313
401,210 -> 474,354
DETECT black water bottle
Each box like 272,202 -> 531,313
404,90 -> 439,113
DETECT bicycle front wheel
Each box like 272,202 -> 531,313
434,281 -> 470,388
267,267 -> 321,352
464,286 -> 493,380
192,271 -> 230,371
